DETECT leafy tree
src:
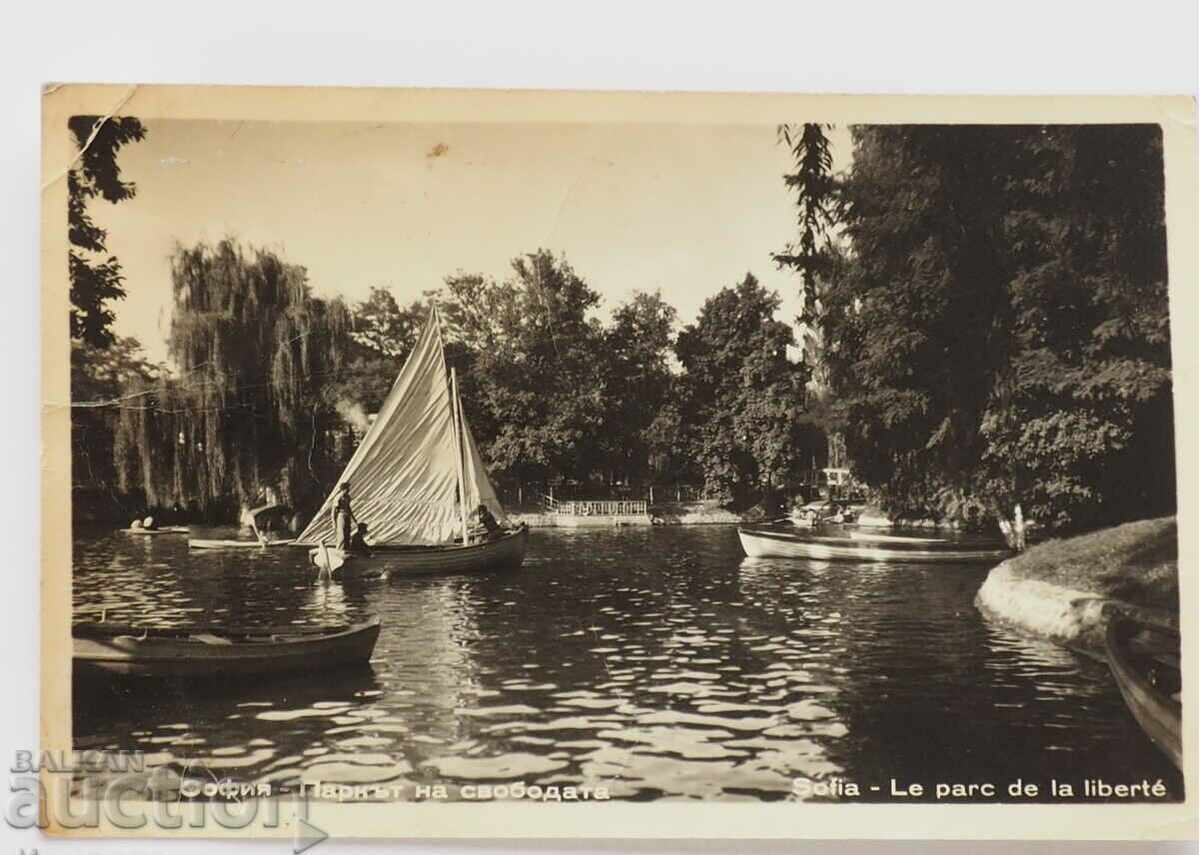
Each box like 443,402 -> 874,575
434,251 -> 607,485
327,287 -> 428,415
71,337 -> 159,490
351,286 -> 423,358
820,124 -> 1172,531
600,290 -> 678,483
113,239 -> 352,514
978,125 -> 1173,530
643,389 -> 691,484
827,126 -> 1014,515
676,274 -> 815,505
68,115 -> 146,347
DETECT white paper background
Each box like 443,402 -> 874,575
3,1 -> 1196,852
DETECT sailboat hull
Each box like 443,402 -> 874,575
312,526 -> 529,578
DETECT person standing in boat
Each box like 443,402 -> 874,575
331,482 -> 356,550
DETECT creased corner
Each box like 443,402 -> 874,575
41,84 -> 140,193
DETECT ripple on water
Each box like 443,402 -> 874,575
423,753 -> 569,780
71,525 -> 1184,802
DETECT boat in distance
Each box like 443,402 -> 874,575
118,525 -> 190,536
187,537 -> 297,549
1105,618 -> 1182,770
72,617 -> 381,678
738,526 -> 1010,564
311,525 -> 528,579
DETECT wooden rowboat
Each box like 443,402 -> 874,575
187,537 -> 297,550
72,617 -> 381,678
118,526 -> 190,536
848,530 -> 947,544
311,526 -> 528,579
738,526 -> 1009,564
1105,618 -> 1182,770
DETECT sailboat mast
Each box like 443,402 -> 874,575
449,366 -> 469,546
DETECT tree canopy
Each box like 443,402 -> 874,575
113,239 -> 353,514
814,124 -> 1172,530
600,290 -> 678,484
676,274 -> 819,505
435,250 -> 608,484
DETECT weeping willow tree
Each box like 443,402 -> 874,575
114,240 -> 352,515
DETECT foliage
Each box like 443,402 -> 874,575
350,286 -> 424,359
818,124 -> 1172,531
978,125 -> 1173,530
70,337 -> 159,489
433,251 -> 607,484
325,287 -> 428,415
773,123 -> 838,323
68,115 -> 146,348
675,274 -> 816,504
599,291 -> 678,482
113,239 -> 352,513
67,114 -> 148,500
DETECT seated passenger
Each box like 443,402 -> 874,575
349,522 -> 373,556
475,503 -> 502,540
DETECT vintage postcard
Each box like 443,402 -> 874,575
38,85 -> 1196,842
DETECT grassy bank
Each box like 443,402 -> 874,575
1004,517 -> 1178,612
976,516 -> 1178,654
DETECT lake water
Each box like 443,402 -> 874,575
71,525 -> 1182,802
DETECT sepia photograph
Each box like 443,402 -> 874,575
38,86 -> 1196,840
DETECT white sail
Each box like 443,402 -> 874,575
297,306 -> 468,546
461,413 -> 507,526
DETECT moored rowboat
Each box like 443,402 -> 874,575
73,617 -> 381,678
311,526 -> 528,579
848,530 -> 947,544
187,538 -> 297,549
738,526 -> 1009,564
1105,618 -> 1182,770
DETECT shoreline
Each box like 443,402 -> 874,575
974,517 -> 1177,656
509,503 -> 743,528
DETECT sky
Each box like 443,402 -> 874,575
91,119 -> 852,365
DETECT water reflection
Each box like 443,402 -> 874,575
71,525 -> 1182,801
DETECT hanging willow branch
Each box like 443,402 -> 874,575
113,239 -> 352,514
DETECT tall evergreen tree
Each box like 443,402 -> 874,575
773,123 -> 838,323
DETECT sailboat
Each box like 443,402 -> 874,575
296,305 -> 528,578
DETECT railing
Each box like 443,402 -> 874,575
647,484 -> 711,504
552,499 -> 648,517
